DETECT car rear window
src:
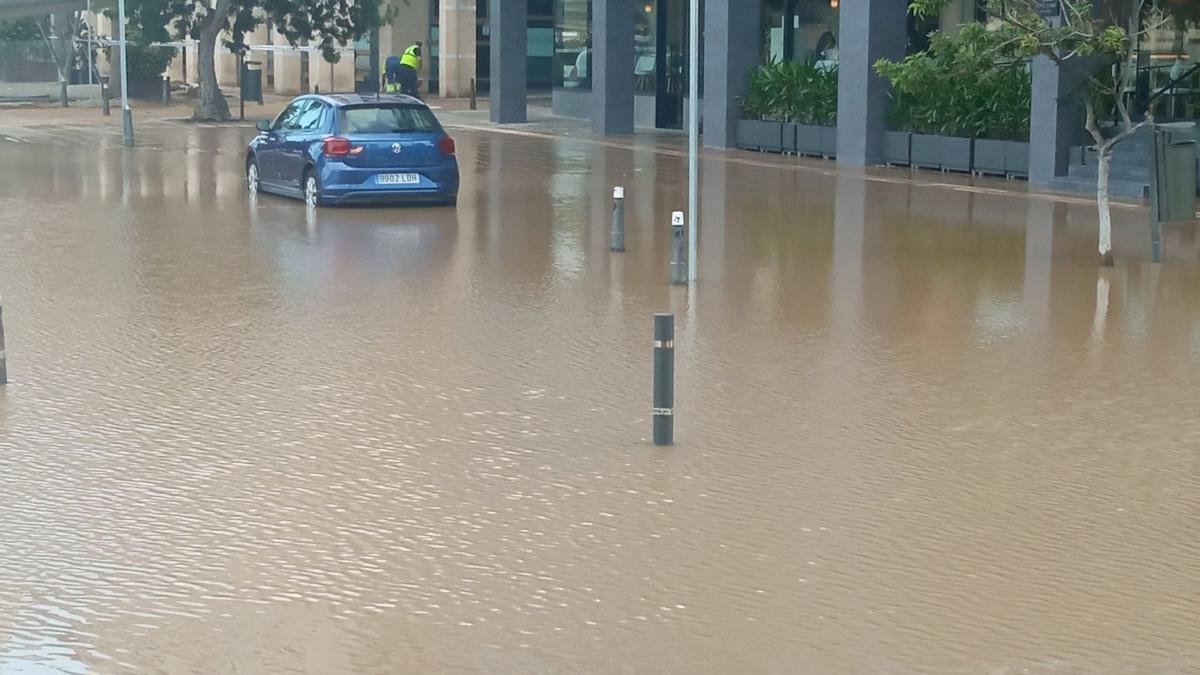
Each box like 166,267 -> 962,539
339,105 -> 440,134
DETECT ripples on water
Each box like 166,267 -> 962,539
0,121 -> 1198,673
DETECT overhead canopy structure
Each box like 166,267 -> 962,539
0,0 -> 86,20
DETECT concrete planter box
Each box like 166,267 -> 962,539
787,124 -> 836,158
820,125 -> 837,158
912,133 -> 973,172
883,131 -> 911,165
973,139 -> 1007,175
737,119 -> 784,153
793,123 -> 819,156
1005,141 -> 1029,177
974,139 -> 1030,177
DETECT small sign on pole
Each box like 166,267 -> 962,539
1037,0 -> 1061,19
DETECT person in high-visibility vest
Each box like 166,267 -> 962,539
396,41 -> 422,98
383,55 -> 403,93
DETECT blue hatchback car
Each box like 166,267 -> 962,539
246,94 -> 459,207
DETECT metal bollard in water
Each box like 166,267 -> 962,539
611,186 -> 626,252
122,106 -> 135,147
653,313 -> 674,445
0,295 -> 7,385
101,80 -> 110,117
670,211 -> 687,285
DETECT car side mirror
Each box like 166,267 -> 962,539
256,120 -> 271,132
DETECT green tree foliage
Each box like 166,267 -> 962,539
121,27 -> 177,84
0,18 -> 42,41
875,23 -> 1031,141
114,0 -> 393,120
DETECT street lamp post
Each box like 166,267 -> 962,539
687,0 -> 699,282
86,0 -> 93,85
118,0 -> 133,147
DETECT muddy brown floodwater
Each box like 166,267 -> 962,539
1,116 -> 1199,674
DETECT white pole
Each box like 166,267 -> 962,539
687,0 -> 699,282
118,0 -> 133,146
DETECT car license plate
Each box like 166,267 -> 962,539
377,173 -> 420,185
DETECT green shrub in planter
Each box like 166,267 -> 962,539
740,59 -> 838,126
875,23 -> 1030,142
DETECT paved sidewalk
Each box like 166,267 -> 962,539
0,91 -> 1146,209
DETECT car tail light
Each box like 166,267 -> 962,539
323,137 -> 352,157
438,135 -> 456,156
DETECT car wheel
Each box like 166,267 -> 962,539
303,171 -> 321,209
246,159 -> 260,194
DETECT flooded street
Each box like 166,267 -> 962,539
1,117 -> 1198,673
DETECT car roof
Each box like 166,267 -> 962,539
302,93 -> 427,108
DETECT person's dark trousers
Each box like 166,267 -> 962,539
398,65 -> 419,98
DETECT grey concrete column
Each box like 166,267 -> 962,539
1028,56 -> 1088,184
835,0 -> 906,165
592,0 -> 634,136
490,0 -> 527,124
702,0 -> 761,149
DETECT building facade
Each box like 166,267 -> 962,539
483,0 -> 1200,190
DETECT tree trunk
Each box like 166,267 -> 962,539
194,1 -> 233,121
1097,148 -> 1115,267
43,14 -> 72,107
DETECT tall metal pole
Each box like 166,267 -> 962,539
118,0 -> 133,147
687,0 -> 699,282
86,0 -> 94,85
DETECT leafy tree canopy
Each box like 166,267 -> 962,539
111,0 -> 391,62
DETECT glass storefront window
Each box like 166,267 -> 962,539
761,0 -> 839,66
1132,3 -> 1200,118
555,0 -> 592,90
635,2 -> 656,94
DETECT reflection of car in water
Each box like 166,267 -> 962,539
245,93 -> 459,208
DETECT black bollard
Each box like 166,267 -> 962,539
611,186 -> 626,252
0,295 -> 7,385
161,76 -> 171,106
653,313 -> 674,446
470,78 -> 477,111
671,211 -> 687,285
101,79 -> 110,116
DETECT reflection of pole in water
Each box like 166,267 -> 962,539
832,174 -> 866,332
1023,200 -> 1056,334
0,294 -> 7,385
1091,274 -> 1111,353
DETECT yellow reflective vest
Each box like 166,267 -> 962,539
400,45 -> 422,70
